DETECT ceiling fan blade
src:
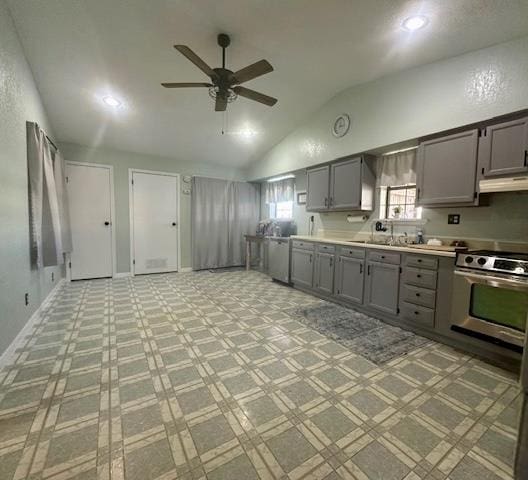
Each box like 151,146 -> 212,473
161,82 -> 212,88
174,45 -> 218,80
215,95 -> 227,112
233,86 -> 277,107
231,59 -> 273,84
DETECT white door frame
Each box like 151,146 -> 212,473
128,168 -> 181,275
65,161 -> 117,280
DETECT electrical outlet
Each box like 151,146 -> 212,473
25,293 -> 29,306
448,214 -> 460,225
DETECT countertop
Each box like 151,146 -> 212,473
290,235 -> 457,258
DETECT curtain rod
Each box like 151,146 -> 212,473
33,122 -> 58,151
381,146 -> 418,156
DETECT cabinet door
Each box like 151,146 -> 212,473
314,252 -> 335,295
330,157 -> 361,210
306,166 -> 330,211
417,130 -> 479,206
291,248 -> 314,289
365,262 -> 400,315
335,256 -> 364,305
481,117 -> 528,177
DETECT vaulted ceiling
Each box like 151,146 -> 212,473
8,0 -> 528,167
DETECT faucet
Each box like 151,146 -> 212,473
387,222 -> 395,246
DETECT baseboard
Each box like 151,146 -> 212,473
114,272 -> 132,278
0,278 -> 65,369
179,267 -> 192,273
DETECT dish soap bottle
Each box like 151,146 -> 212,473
416,229 -> 424,244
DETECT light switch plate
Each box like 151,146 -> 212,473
448,214 -> 460,224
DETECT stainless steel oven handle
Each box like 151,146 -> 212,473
454,269 -> 528,288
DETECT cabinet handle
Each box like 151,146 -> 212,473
329,257 -> 333,267
324,197 -> 328,207
415,293 -> 421,297
417,259 -> 422,263
360,264 -> 363,274
367,265 -> 371,275
309,254 -> 313,263
329,197 -> 333,207
381,255 -> 385,259
417,274 -> 422,278
525,150 -> 527,167
414,311 -> 419,315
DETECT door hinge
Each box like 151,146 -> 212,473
131,179 -> 134,185
68,261 -> 71,269
133,259 -> 135,265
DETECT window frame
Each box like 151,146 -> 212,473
268,200 -> 294,220
381,184 -> 421,220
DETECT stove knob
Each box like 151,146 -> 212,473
464,256 -> 473,264
477,257 -> 487,266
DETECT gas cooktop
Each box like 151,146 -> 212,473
456,250 -> 528,277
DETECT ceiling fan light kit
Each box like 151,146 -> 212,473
162,33 -> 277,112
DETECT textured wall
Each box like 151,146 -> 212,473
0,0 -> 64,355
247,36 -> 528,180
59,142 -> 246,273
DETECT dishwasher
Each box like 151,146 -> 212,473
268,237 -> 290,284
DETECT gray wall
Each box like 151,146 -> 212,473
0,0 -> 64,356
59,142 -> 246,273
246,35 -> 528,181
281,170 -> 528,247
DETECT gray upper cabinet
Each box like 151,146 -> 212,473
330,157 -> 361,209
480,117 -> 528,177
291,248 -> 314,289
417,129 -> 479,206
335,256 -> 364,305
306,166 -> 330,211
307,156 -> 375,212
365,261 -> 400,315
314,252 -> 335,295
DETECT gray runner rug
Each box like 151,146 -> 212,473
290,302 -> 430,365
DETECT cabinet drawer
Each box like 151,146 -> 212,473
405,255 -> 438,270
317,244 -> 336,253
292,240 -> 315,251
400,302 -> 435,328
339,247 -> 366,259
402,267 -> 437,290
402,284 -> 436,309
368,250 -> 400,265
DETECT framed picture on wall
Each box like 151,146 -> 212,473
297,191 -> 307,205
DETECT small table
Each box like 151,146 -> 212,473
244,235 -> 266,271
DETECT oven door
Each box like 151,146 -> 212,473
452,269 -> 528,348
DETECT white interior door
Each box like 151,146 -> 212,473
131,171 -> 178,274
66,163 -> 114,280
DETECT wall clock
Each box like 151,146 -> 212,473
332,113 -> 351,138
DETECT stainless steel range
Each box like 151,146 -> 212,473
451,250 -> 528,350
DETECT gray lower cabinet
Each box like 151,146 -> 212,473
291,248 -> 314,289
314,252 -> 335,295
365,261 -> 400,315
417,129 -> 479,206
306,166 -> 330,211
335,256 -> 364,305
480,117 -> 528,177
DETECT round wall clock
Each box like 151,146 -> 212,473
332,113 -> 351,138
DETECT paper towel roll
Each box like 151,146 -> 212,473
346,215 -> 368,223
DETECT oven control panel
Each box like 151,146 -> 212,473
456,251 -> 528,277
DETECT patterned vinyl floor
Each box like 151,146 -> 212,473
0,270 -> 522,480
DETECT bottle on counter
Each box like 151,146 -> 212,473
416,229 -> 425,244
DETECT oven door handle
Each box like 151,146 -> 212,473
454,269 -> 528,288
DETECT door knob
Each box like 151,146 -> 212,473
104,221 -> 110,226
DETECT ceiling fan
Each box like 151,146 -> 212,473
162,33 -> 277,112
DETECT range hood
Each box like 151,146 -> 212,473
479,176 -> 528,193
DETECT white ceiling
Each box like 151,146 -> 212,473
8,0 -> 528,168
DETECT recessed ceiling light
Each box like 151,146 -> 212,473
402,15 -> 428,32
102,95 -> 121,108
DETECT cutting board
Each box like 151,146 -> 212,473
407,244 -> 467,252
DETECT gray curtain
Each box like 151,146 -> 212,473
191,177 -> 259,270
265,177 -> 294,204
27,122 -> 72,268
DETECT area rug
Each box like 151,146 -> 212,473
289,302 -> 431,365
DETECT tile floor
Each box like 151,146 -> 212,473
0,270 -> 522,480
